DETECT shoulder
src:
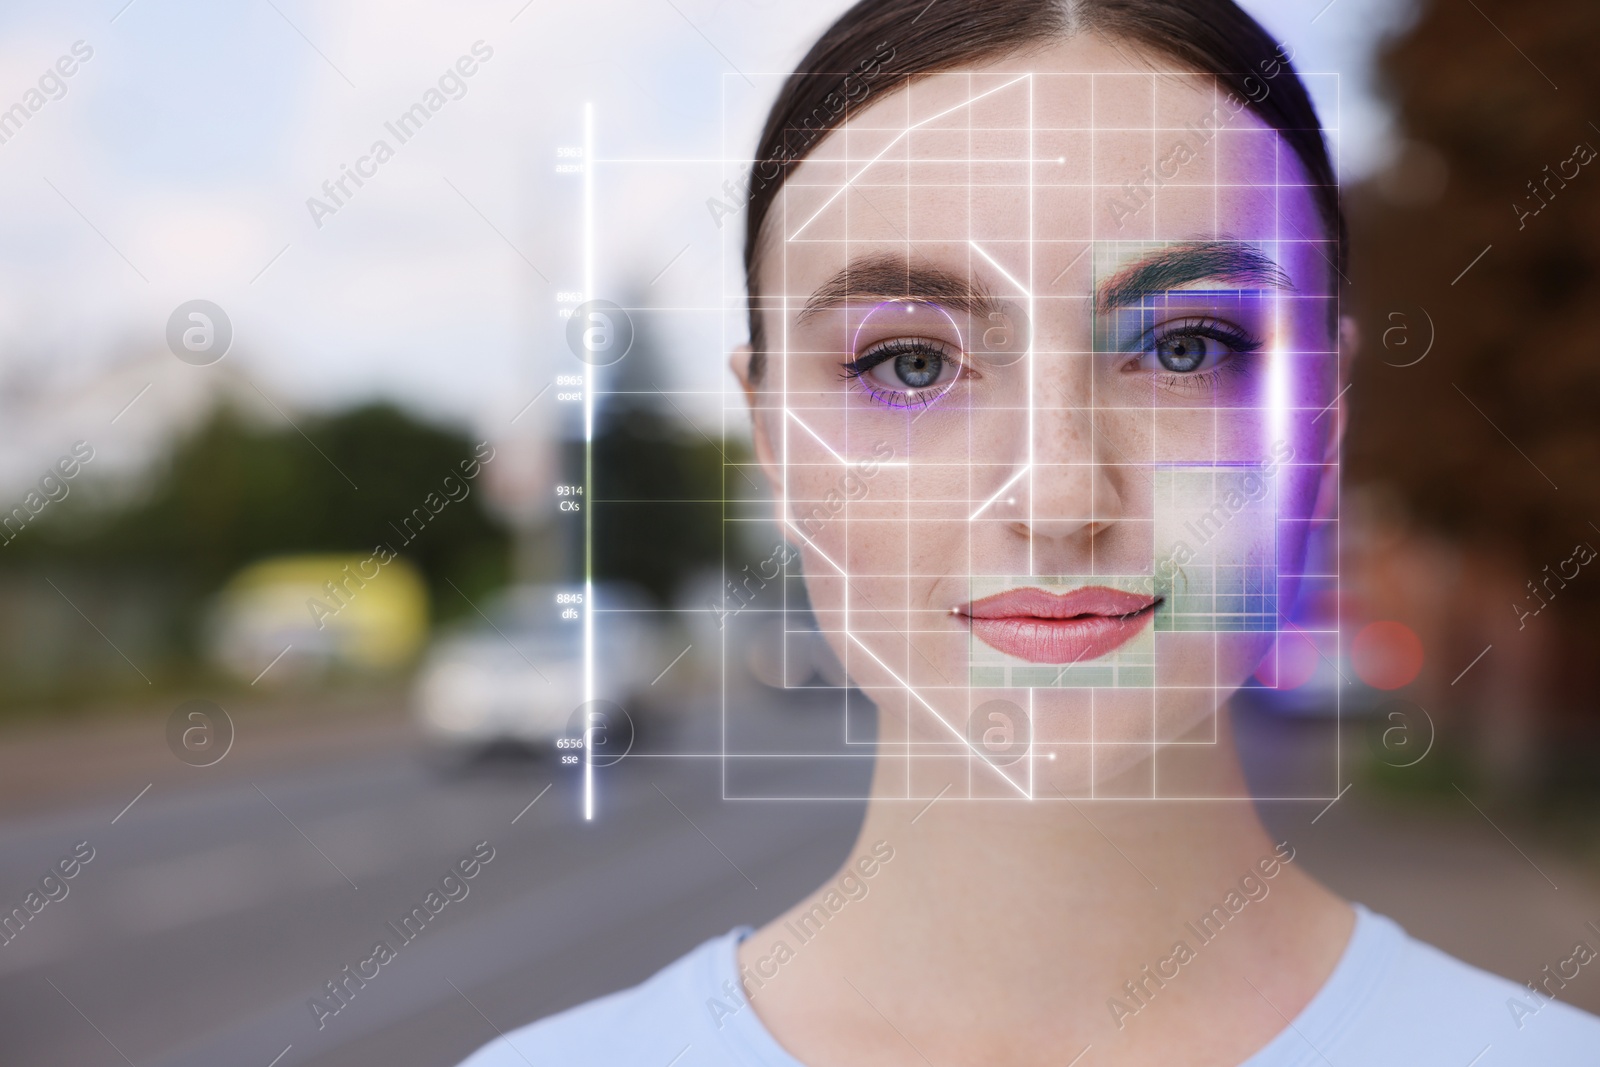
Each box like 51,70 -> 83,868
1302,907 -> 1600,1065
453,929 -> 754,1067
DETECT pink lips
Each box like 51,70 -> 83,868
962,586 -> 1158,664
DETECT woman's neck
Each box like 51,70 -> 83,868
737,706 -> 1354,1066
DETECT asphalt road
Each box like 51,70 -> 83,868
2,687 -> 1598,1067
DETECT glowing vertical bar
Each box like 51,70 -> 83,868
583,102 -> 596,822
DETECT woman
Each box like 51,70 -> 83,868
462,1 -> 1600,1063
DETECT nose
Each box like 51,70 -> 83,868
1004,391 -> 1126,553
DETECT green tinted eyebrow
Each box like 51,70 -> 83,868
1096,242 -> 1292,311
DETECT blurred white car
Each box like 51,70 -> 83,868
414,583 -> 666,754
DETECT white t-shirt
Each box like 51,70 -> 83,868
457,905 -> 1600,1065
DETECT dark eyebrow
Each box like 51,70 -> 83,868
796,253 -> 1005,325
1097,242 -> 1292,310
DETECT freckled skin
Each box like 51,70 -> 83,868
740,40 -> 1341,788
731,36 -> 1354,1067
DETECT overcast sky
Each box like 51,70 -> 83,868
0,0 -> 1416,487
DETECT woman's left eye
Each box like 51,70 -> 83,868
842,337 -> 962,406
1130,318 -> 1263,375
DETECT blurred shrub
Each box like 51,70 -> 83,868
0,402 -> 510,709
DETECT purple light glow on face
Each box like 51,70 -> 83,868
845,299 -> 967,410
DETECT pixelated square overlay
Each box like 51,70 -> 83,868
1098,288 -> 1277,380
709,73 -> 1342,800
1152,465 -> 1278,633
967,574 -> 1156,689
965,466 -> 1277,689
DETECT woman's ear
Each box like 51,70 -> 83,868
1308,314 -> 1359,524
1327,314 -> 1358,463
730,344 -> 785,526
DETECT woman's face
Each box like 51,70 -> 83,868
739,36 -> 1342,796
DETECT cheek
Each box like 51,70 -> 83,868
794,463 -> 972,688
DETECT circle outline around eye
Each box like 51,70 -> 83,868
850,300 -> 966,405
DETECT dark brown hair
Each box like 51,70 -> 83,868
743,0 -> 1345,374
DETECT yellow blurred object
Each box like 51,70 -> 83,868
209,553 -> 429,682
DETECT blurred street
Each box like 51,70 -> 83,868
1,689 -> 1598,1067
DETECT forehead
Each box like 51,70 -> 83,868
769,36 -> 1327,290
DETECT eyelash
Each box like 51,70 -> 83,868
840,337 -> 963,409
1134,316 -> 1264,396
836,316 -> 1262,407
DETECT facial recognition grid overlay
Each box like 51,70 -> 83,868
967,575 -> 1156,689
1152,467 -> 1279,633
706,68 -> 1343,803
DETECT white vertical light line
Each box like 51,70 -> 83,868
1027,73 -> 1037,588
583,101 -> 596,822
1332,73 -> 1343,786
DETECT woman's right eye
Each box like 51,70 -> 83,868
841,338 -> 962,407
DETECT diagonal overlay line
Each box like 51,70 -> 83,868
443,177 -> 551,282
969,239 -> 1031,297
1310,382 -> 1352,425
782,520 -> 1025,794
512,783 -> 552,824
969,464 -> 1030,521
910,782 -> 952,824
447,978 -> 539,1067
255,783 -> 359,889
45,578 -> 150,683
1451,244 -> 1493,286
652,781 -> 759,889
112,783 -> 152,824
44,178 -> 148,282
661,0 -> 753,86
1461,0 -> 1557,90
1049,244 -> 1092,287
251,644 -> 294,686
649,243 -> 692,286
1451,644 -> 1493,686
651,644 -> 693,685
657,389 -> 763,490
251,243 -> 292,285
1452,783 -> 1558,890
843,977 -> 936,1066
46,979 -> 137,1067
445,578 -> 550,682
262,0 -> 357,87
788,74 -> 1032,241
1311,783 -> 1350,825
1452,383 -> 1557,489
1063,794 -> 1159,890
111,383 -> 152,424
1243,975 -> 1337,1067
510,383 -> 551,423
248,382 -> 361,489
